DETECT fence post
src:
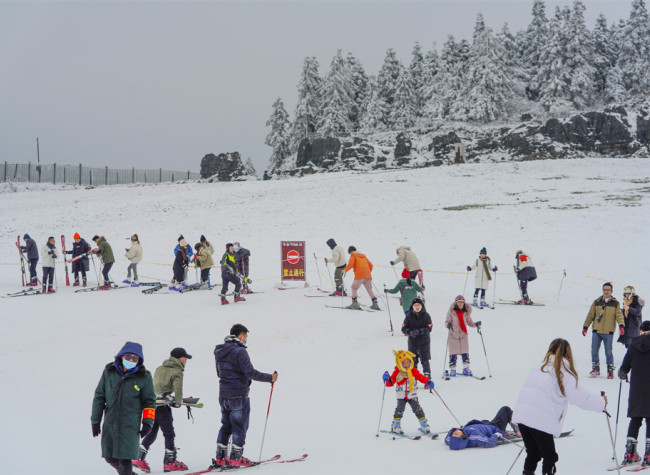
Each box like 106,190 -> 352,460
53,163 -> 56,184
187,170 -> 190,180
3,161 -> 6,182
159,168 -> 162,183
63,166 -> 66,184
132,167 -> 135,184
28,161 -> 31,182
116,171 -> 119,185
79,163 -> 82,186
90,170 -> 93,186
105,166 -> 108,185
172,173 -> 175,183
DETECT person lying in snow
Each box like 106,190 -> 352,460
444,406 -> 519,450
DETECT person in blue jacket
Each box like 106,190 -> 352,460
445,406 -> 517,450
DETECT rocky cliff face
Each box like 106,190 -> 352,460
200,152 -> 249,182
268,103 -> 650,178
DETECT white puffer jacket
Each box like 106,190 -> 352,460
393,246 -> 421,271
125,242 -> 143,263
470,257 -> 492,289
330,245 -> 347,267
40,243 -> 57,268
513,356 -> 605,437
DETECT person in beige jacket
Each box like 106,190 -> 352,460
582,282 -> 625,378
194,240 -> 215,286
325,238 -> 347,296
391,246 -> 423,285
124,234 -> 143,286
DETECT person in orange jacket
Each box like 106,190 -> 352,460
343,246 -> 380,310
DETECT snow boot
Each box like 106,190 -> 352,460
370,298 -> 380,310
42,286 -> 47,293
234,293 -> 246,302
123,279 -> 131,284
607,364 -> 615,380
132,446 -> 150,473
589,364 -> 600,377
48,288 -> 55,293
131,280 -> 140,287
346,298 -> 361,310
100,284 -> 112,290
220,294 -> 229,305
418,418 -> 431,434
463,367 -> 473,376
226,445 -> 254,467
391,418 -> 404,435
480,299 -> 488,308
423,372 -> 431,379
621,437 -> 641,465
73,280 -> 80,287
163,449 -> 188,472
449,368 -> 456,377
472,298 -> 478,307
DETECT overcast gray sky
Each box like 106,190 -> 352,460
0,0 -> 626,175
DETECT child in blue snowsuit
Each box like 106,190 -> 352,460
445,406 -> 517,450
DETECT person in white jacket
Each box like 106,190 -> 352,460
40,236 -> 57,293
325,238 -> 347,296
512,338 -> 607,475
123,234 -> 143,286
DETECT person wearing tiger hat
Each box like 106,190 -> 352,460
382,349 -> 435,435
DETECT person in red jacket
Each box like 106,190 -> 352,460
343,246 -> 380,310
382,350 -> 435,435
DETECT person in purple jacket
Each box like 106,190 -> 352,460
445,406 -> 517,450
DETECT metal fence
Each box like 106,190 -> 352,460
1,162 -> 201,186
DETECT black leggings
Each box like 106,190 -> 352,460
628,417 -> 650,439
105,457 -> 133,474
519,423 -> 558,475
473,288 -> 486,298
393,397 -> 425,420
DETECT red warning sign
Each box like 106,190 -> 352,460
281,241 -> 305,281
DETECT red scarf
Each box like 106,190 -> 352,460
455,309 -> 468,334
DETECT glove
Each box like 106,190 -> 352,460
92,423 -> 101,437
409,330 -> 419,337
466,266 -> 472,271
475,321 -> 482,328
384,288 -> 388,293
493,266 -> 498,272
390,261 -> 394,266
618,368 -> 628,381
421,285 -> 425,291
425,380 -> 435,389
140,423 -> 152,438
446,322 -> 452,330
383,371 -> 391,383
620,326 -> 625,336
582,327 -> 588,337
172,402 -> 182,408
324,258 -> 328,264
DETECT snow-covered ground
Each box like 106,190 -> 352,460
0,158 -> 648,474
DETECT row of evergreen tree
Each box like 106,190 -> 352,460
265,0 -> 650,171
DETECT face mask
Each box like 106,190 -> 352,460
122,358 -> 137,370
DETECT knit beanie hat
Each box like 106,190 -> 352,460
23,234 -> 30,240
480,247 -> 487,255
326,238 -> 336,249
226,242 -> 234,249
179,239 -> 188,247
178,235 -> 185,242
200,235 -> 206,243
402,268 -> 410,278
234,242 -> 241,249
73,232 -> 81,239
92,235 -> 99,242
455,295 -> 465,302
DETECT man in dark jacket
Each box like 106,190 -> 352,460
233,242 -> 252,293
91,341 -> 156,475
67,232 -> 91,287
618,320 -> 650,468
21,234 -> 39,285
401,298 -> 433,377
220,243 -> 244,304
208,324 -> 277,469
620,285 -> 644,348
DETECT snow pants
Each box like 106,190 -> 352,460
627,417 -> 650,439
351,278 -> 375,299
102,262 -> 114,284
591,332 -> 614,367
519,423 -> 558,475
141,405 -> 175,451
172,265 -> 185,283
519,279 -> 529,298
105,457 -> 133,474
72,259 -> 88,282
409,269 -> 423,286
408,337 -> 431,375
126,262 -> 138,280
334,265 -> 345,291
393,397 -> 425,420
487,406 -> 513,432
217,397 -> 250,448
29,258 -> 38,283
473,288 -> 486,299
201,268 -> 210,283
42,267 -> 54,288
221,272 -> 241,295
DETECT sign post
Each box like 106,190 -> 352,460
281,241 -> 306,285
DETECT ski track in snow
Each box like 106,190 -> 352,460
0,158 -> 649,474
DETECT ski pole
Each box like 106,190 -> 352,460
258,377 -> 276,463
613,380 -> 622,460
432,387 -> 462,427
557,269 -> 566,303
375,384 -> 387,437
514,265 -> 523,301
477,324 -> 493,378
382,284 -> 394,335
492,268 -> 497,307
462,269 -> 469,296
313,253 -> 323,289
505,444 -> 525,475
324,260 -> 334,291
391,265 -> 398,280
601,391 -> 620,475
442,336 -> 449,380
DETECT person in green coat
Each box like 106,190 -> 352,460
385,268 -> 425,315
92,235 -> 116,289
91,341 -> 156,475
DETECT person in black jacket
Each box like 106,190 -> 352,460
207,324 -> 277,469
170,239 -> 189,291
220,243 -> 244,304
618,320 -> 650,468
401,298 -> 433,377
21,234 -> 39,285
620,285 -> 645,348
67,232 -> 91,287
233,242 -> 252,293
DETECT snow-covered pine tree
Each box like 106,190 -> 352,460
265,97 -> 291,173
244,157 -> 257,176
618,0 -> 650,93
317,49 -> 354,137
409,41 -> 427,118
376,48 -> 403,128
592,14 -> 615,101
520,0 -> 549,100
564,0 -> 596,109
424,35 -> 462,120
359,78 -> 387,134
606,19 -> 629,103
418,45 -> 442,126
498,23 -> 528,98
345,52 -> 369,131
290,56 -> 322,152
390,65 -> 417,129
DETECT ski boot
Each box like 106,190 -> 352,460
42,286 -> 47,294
370,298 -> 380,310
510,422 -> 521,437
607,365 -> 615,380
418,417 -> 431,434
131,280 -> 140,287
643,440 -> 650,467
329,287 -> 343,296
180,282 -> 189,291
132,445 -> 151,473
226,445 -> 254,467
480,299 -> 488,308
346,298 -> 361,310
82,279 -> 87,287
449,368 -> 456,377
48,288 -> 55,293
234,293 -> 246,302
589,365 -> 600,377
463,367 -> 473,376
163,449 -> 188,472
73,280 -> 80,287
621,437 -> 641,465
220,294 -> 229,305
123,279 -> 131,284
209,444 -> 229,469
472,298 -> 478,307
391,418 -> 404,435
169,284 -> 178,291
423,372 -> 431,379
100,284 -> 112,290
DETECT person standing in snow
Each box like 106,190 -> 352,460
512,338 -> 607,475
343,246 -> 380,310
325,238 -> 347,296
582,282 -> 625,378
620,285 -> 644,348
400,298 -> 432,377
386,268 -> 425,315
193,240 -> 214,287
21,234 -> 39,286
207,324 -> 277,469
617,320 -> 650,468
170,239 -> 189,291
390,245 -> 423,286
91,341 -> 156,475
233,242 -> 252,293
219,243 -> 245,304
444,295 -> 479,377
40,236 -> 57,293
382,349 -> 435,435
174,235 -> 193,283
133,347 -> 192,473
68,232 -> 91,287
123,234 -> 142,287
467,247 -> 497,308
445,406 -> 517,450
93,235 -> 115,289
515,250 -> 537,304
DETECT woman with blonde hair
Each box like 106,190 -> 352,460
512,339 -> 607,475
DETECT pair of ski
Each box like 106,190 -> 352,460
379,429 -> 439,440
156,397 -> 203,408
2,288 -> 43,298
443,370 -> 486,381
496,299 -> 546,307
325,304 -> 379,313
471,303 -> 495,310
495,429 -> 574,446
142,284 -> 167,294
608,461 -> 649,472
75,284 -> 130,293
185,454 -> 308,474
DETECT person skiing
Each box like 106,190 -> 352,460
67,232 -> 91,287
400,298 -> 432,377
386,268 -> 425,315
390,245 -> 423,286
208,324 -> 277,469
445,406 -> 517,450
170,239 -> 189,291
193,240 -> 214,287
123,234 -> 142,287
467,247 -> 497,308
91,341 -> 156,475
92,235 -> 115,289
512,338 -> 607,475
343,246 -> 379,310
618,320 -> 650,468
515,250 -> 536,304
133,347 -> 192,473
21,234 -> 39,286
220,243 -> 244,304
382,349 -> 435,436
325,238 -> 347,296
233,242 -> 252,293
445,295 -> 480,377
40,236 -> 57,293
582,282 -> 625,378
620,285 -> 644,348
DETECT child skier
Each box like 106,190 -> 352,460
386,268 -> 425,315
445,295 -> 480,377
40,236 -> 57,293
382,349 -> 435,435
123,234 -> 142,287
445,406 -> 517,450
400,298 -> 433,377
467,247 -> 497,308
170,239 -> 189,291
220,243 -> 245,304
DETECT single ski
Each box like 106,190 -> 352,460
325,304 -> 375,313
2,288 -> 42,298
627,466 -> 648,472
179,282 -> 210,293
75,284 -> 130,293
61,235 -> 70,286
184,454 -> 307,474
142,284 -> 167,294
66,251 -> 91,263
379,429 -> 421,440
458,373 -> 487,380
608,461 -> 641,471
156,397 -> 204,408
496,299 -> 545,307
137,281 -> 168,287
